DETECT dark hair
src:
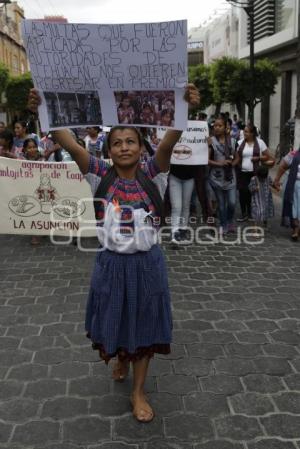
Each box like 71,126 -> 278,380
106,126 -> 142,150
214,115 -> 227,128
23,138 -> 38,151
14,120 -> 28,130
0,129 -> 14,149
86,126 -> 100,133
161,109 -> 174,120
256,165 -> 269,179
227,118 -> 233,127
245,124 -> 258,137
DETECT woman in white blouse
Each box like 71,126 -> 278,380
235,125 -> 269,221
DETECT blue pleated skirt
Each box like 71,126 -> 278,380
85,244 -> 172,363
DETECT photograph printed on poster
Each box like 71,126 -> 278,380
114,90 -> 175,127
44,91 -> 102,128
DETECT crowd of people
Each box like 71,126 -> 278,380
0,109 -> 300,243
115,90 -> 175,127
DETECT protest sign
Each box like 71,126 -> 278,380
21,20 -> 188,131
157,120 -> 209,165
0,157 -> 96,237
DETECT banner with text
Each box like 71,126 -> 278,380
22,20 -> 188,131
157,120 -> 209,165
0,157 -> 96,236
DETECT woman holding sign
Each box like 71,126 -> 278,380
28,84 -> 200,423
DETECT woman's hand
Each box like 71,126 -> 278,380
27,88 -> 41,114
251,156 -> 260,162
273,180 -> 281,191
207,136 -> 213,146
184,84 -> 200,108
219,160 -> 232,167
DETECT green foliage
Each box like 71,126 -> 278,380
188,64 -> 213,110
226,58 -> 279,108
6,72 -> 33,113
0,63 -> 9,98
188,56 -> 279,119
210,57 -> 242,106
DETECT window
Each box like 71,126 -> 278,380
275,0 -> 295,31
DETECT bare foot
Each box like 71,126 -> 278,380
130,393 -> 154,423
112,359 -> 129,382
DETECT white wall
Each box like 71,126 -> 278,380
269,78 -> 282,150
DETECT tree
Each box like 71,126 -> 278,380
0,63 -> 9,99
188,64 -> 213,111
5,72 -> 33,115
210,57 -> 242,116
226,58 -> 279,120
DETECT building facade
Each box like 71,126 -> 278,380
0,1 -> 28,76
237,0 -> 299,149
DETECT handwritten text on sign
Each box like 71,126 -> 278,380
22,20 -> 188,131
158,121 -> 209,165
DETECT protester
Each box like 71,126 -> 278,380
13,120 -> 40,159
0,129 -> 16,158
22,137 -> 43,161
28,84 -> 200,423
208,116 -> 239,235
274,147 -> 300,240
22,138 -> 44,245
248,165 -> 274,235
169,160 -> 197,244
235,124 -> 270,221
84,126 -> 103,158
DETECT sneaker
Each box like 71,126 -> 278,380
179,229 -> 192,245
236,215 -> 248,222
170,231 -> 181,245
218,226 -> 227,237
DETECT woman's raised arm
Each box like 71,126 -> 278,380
27,89 -> 89,174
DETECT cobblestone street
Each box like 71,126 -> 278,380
0,198 -> 300,449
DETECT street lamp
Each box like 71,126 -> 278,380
225,0 -> 255,125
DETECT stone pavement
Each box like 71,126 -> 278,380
0,199 -> 300,449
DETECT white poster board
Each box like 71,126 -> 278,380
0,157 -> 96,236
158,120 -> 209,165
22,20 -> 188,131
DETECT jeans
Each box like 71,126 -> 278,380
212,186 -> 236,228
169,174 -> 195,235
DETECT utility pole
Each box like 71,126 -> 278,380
248,0 -> 255,125
295,0 -> 300,150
